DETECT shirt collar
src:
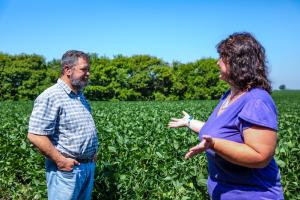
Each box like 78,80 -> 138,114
57,78 -> 81,96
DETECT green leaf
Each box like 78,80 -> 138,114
155,151 -> 163,158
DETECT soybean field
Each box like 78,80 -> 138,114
0,91 -> 299,199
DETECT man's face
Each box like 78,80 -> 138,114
69,57 -> 90,90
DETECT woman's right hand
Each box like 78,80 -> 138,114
168,111 -> 191,128
185,135 -> 214,159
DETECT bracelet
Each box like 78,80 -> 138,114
187,116 -> 193,128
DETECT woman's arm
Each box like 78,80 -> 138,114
168,111 -> 205,134
185,126 -> 277,168
188,119 -> 205,134
210,126 -> 277,168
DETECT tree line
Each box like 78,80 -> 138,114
0,52 -> 228,101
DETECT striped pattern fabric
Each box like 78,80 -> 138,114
29,79 -> 98,159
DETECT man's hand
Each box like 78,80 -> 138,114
56,156 -> 80,171
27,133 -> 80,171
93,154 -> 97,162
168,111 -> 191,128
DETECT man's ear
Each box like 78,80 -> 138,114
64,65 -> 72,76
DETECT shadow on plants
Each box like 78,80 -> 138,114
92,163 -> 119,200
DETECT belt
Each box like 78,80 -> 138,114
60,152 -> 93,163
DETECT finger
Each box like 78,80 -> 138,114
185,150 -> 196,159
202,135 -> 212,145
188,142 -> 206,153
168,123 -> 175,127
185,151 -> 192,159
202,135 -> 214,149
189,145 -> 201,151
60,168 -> 73,172
202,135 -> 212,141
170,118 -> 180,121
168,122 -> 180,127
182,111 -> 189,117
168,125 -> 179,128
73,159 -> 80,166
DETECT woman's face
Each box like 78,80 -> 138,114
217,58 -> 229,81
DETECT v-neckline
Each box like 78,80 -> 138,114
215,91 -> 246,118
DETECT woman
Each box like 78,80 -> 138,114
168,32 -> 284,199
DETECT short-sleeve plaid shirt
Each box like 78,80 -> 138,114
29,79 -> 98,159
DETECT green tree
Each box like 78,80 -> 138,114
279,84 -> 286,90
1,52 -> 228,101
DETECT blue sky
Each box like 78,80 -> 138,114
1,0 -> 300,89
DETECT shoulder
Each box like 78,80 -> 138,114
246,88 -> 275,106
35,83 -> 62,104
247,88 -> 271,97
239,88 -> 278,130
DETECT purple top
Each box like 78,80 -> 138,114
199,88 -> 284,200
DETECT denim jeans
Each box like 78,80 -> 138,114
45,158 -> 95,200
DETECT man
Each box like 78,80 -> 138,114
28,50 -> 98,200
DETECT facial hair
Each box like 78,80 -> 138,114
70,73 -> 89,90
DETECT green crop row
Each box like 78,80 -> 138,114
0,91 -> 299,199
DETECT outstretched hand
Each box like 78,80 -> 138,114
168,111 -> 191,128
185,135 -> 214,159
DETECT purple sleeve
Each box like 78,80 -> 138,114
238,98 -> 278,131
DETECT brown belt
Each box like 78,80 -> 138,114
60,152 -> 93,163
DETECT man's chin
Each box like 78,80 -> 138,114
82,81 -> 89,87
78,83 -> 88,90
71,82 -> 88,90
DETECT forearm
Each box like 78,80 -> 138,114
211,138 -> 272,168
27,133 -> 63,163
188,119 -> 205,134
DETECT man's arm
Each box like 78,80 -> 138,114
27,133 -> 79,171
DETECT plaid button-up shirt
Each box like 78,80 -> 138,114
29,79 -> 98,159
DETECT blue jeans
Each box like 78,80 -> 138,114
45,158 -> 95,200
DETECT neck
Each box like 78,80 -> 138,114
60,76 -> 80,94
230,87 -> 240,96
228,87 -> 245,102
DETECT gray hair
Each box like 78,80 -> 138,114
61,50 -> 89,75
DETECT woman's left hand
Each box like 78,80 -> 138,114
185,135 -> 214,159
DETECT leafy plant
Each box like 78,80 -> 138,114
0,91 -> 299,199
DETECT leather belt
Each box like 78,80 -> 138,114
60,152 -> 93,163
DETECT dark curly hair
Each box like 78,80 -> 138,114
216,32 -> 272,93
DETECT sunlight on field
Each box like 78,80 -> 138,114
0,91 -> 299,199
